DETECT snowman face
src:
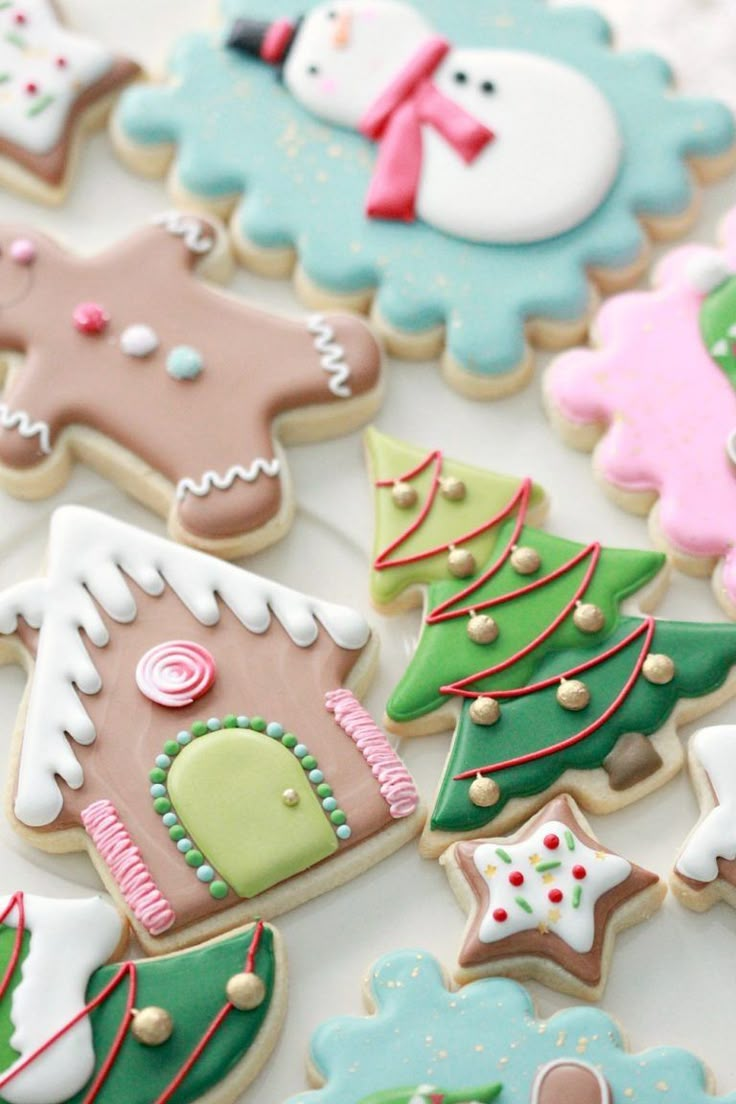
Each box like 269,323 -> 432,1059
283,0 -> 433,128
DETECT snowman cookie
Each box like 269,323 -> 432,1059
545,205 -> 736,619
0,891 -> 285,1104
0,507 -> 422,953
0,211 -> 383,558
112,0 -> 735,398
288,948 -> 724,1104
0,0 -> 139,203
442,795 -> 665,999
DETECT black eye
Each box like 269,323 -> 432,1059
453,71 -> 468,84
327,8 -> 337,17
308,64 -> 320,75
481,80 -> 495,94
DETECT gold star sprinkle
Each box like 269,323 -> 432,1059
528,853 -> 541,865
548,908 -> 561,923
484,864 -> 497,878
542,872 -> 555,884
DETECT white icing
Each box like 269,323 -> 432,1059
284,2 -> 622,243
472,819 -> 631,953
0,0 -> 115,155
0,506 -> 371,827
307,315 -> 353,398
676,725 -> 736,883
0,893 -> 124,1104
176,457 -> 281,499
119,324 -> 158,358
685,252 -> 732,295
712,338 -> 729,358
531,1059 -> 611,1104
0,404 -> 51,455
152,211 -> 215,255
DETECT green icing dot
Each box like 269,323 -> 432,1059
191,722 -> 208,737
149,768 -> 166,783
210,881 -> 228,899
163,740 -> 180,756
223,715 -> 238,728
316,783 -> 333,798
153,798 -> 172,815
282,733 -> 297,748
301,755 -> 318,770
250,717 -> 267,732
330,810 -> 346,826
169,825 -> 185,842
185,850 -> 204,867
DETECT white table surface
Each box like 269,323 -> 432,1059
1,2 -> 736,1100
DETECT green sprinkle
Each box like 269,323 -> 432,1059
572,885 -> 582,909
301,755 -> 318,770
185,850 -> 204,868
209,881 -> 228,899
223,714 -> 238,728
27,93 -> 54,118
0,74 -> 9,83
169,825 -> 185,842
191,721 -> 208,737
149,768 -> 166,784
317,783 -> 333,798
282,733 -> 297,749
564,830 -> 576,851
495,848 -> 512,864
330,810 -> 347,826
163,740 -> 180,757
250,716 -> 267,732
0,3 -> 13,9
535,860 -> 561,873
153,797 -> 172,815
5,31 -> 25,48
515,896 -> 533,914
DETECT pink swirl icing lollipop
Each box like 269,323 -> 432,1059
135,640 -> 216,708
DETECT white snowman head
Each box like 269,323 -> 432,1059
284,1 -> 434,127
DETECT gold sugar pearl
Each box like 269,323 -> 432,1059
573,602 -> 605,634
391,481 -> 417,509
226,972 -> 266,1011
448,547 -> 476,578
642,654 -> 675,685
469,696 -> 501,726
131,1006 -> 174,1046
556,678 -> 590,711
282,788 -> 300,807
440,476 -> 466,502
510,545 -> 541,575
469,774 -> 500,808
467,613 -> 499,645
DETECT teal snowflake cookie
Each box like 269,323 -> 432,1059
288,948 -> 730,1104
113,0 -> 735,396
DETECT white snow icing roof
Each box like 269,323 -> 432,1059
0,506 -> 371,828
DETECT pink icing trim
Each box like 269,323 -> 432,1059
81,800 -> 176,936
135,640 -> 216,708
325,689 -> 419,818
547,226 -> 736,608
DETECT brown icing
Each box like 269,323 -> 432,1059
453,795 -> 658,983
603,731 -> 663,791
14,580 -> 396,935
0,218 -> 381,540
533,1062 -> 609,1104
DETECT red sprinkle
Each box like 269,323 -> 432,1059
73,302 -> 109,336
543,833 -> 560,850
492,908 -> 508,923
55,56 -> 68,68
572,865 -> 587,881
24,81 -> 37,95
14,12 -> 26,24
548,888 -> 563,904
508,871 -> 524,887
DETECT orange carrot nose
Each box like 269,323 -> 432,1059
332,10 -> 352,47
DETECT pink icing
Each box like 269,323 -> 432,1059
325,689 -> 419,818
546,206 -> 736,608
135,640 -> 216,708
81,800 -> 176,936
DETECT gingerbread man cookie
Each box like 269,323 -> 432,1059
0,0 -> 139,203
0,507 -> 422,953
0,211 -> 383,557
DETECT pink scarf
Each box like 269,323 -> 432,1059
359,36 -> 494,223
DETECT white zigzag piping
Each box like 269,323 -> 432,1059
176,457 -> 281,500
0,404 -> 51,455
308,314 -> 353,399
152,210 -> 215,255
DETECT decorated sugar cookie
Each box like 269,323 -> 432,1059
0,891 -> 285,1104
288,948 -> 725,1104
545,206 -> 736,619
0,212 -> 382,558
366,430 -> 736,854
112,0 -> 735,398
0,507 -> 421,954
0,0 -> 139,203
442,795 -> 664,998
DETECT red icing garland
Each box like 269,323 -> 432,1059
0,892 -> 265,1104
453,617 -> 655,779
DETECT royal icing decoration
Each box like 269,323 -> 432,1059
288,949 -> 720,1104
0,507 -> 420,946
116,0 -> 734,392
0,891 -> 283,1104
0,216 -> 382,554
676,725 -> 736,886
546,206 -> 736,618
366,430 -> 736,847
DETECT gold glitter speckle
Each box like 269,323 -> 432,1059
655,1084 -> 669,1093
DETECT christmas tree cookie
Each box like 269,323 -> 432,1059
288,948 -> 726,1104
0,507 -> 421,954
0,0 -> 139,203
441,795 -> 665,999
0,212 -> 383,559
545,205 -> 736,619
0,891 -> 285,1104
112,0 -> 735,398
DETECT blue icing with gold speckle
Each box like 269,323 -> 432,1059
117,0 -> 734,383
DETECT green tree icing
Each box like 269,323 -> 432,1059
699,274 -> 736,386
358,1084 -> 502,1104
0,928 -> 29,1071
